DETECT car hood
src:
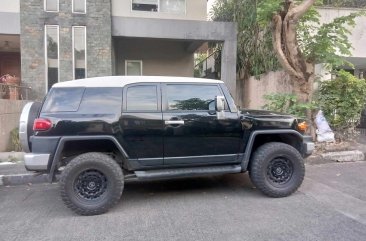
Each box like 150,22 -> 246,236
239,109 -> 298,130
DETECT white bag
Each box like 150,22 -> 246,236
315,110 -> 335,142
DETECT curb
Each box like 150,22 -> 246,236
0,173 -> 50,186
321,150 -> 365,162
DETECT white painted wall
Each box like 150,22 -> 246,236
0,0 -> 19,13
112,0 -> 207,21
318,7 -> 366,58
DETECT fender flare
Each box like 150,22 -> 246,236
48,135 -> 129,182
241,130 -> 304,171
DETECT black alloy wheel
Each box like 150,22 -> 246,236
249,142 -> 305,198
60,152 -> 124,215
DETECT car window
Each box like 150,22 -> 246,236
78,88 -> 122,113
42,87 -> 84,112
166,84 -> 222,111
126,85 -> 158,111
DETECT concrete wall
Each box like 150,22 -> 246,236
114,38 -> 194,77
318,7 -> 366,58
244,71 -> 294,109
112,0 -> 207,21
112,17 -> 237,101
0,0 -> 20,12
0,100 -> 28,152
0,0 -> 20,35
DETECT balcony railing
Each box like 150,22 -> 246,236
0,83 -> 32,100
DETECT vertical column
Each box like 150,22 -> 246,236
221,38 -> 237,103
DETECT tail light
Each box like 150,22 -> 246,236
33,118 -> 52,131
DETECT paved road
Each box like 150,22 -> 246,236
1,162 -> 366,241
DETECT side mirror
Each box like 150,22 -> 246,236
215,96 -> 226,120
215,96 -> 225,112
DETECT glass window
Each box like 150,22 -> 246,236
42,88 -> 84,112
125,60 -> 142,76
73,26 -> 87,79
79,88 -> 122,113
167,84 -> 222,111
45,25 -> 59,91
132,0 -> 158,12
45,0 -> 58,12
160,0 -> 185,14
126,85 -> 158,111
73,0 -> 86,13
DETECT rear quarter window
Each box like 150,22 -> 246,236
42,87 -> 85,112
78,88 -> 122,113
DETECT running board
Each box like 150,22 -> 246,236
134,165 -> 242,181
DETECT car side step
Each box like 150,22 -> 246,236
134,165 -> 242,181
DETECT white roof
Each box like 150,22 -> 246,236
53,76 -> 224,88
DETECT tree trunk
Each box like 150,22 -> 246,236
271,0 -> 317,139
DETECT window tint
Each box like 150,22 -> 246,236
167,84 -> 222,111
132,0 -> 158,12
73,0 -> 86,13
126,85 -> 158,111
73,26 -> 86,79
45,0 -> 58,12
125,60 -> 142,76
79,88 -> 122,113
45,25 -> 59,90
42,88 -> 84,112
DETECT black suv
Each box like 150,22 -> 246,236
19,76 -> 314,215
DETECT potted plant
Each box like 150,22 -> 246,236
0,74 -> 20,100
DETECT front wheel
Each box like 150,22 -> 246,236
60,152 -> 124,215
249,142 -> 305,197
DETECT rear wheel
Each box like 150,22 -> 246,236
249,142 -> 305,197
60,152 -> 124,215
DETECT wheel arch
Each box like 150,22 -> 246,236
241,130 -> 303,171
49,135 -> 129,182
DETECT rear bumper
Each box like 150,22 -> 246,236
302,136 -> 315,156
24,153 -> 50,171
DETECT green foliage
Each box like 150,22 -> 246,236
318,70 -> 366,134
257,0 -> 365,69
263,93 -> 316,118
211,0 -> 279,77
257,0 -> 282,25
8,128 -> 22,152
304,11 -> 365,67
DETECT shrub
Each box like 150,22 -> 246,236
318,70 -> 366,138
8,127 -> 22,152
263,93 -> 316,118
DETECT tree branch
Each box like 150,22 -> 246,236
290,0 -> 316,21
272,15 -> 302,79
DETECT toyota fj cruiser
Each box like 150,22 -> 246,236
19,76 -> 314,215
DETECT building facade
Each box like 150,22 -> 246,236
0,0 -> 237,100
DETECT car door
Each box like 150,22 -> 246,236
162,83 -> 242,165
119,83 -> 164,166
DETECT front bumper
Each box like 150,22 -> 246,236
302,136 -> 315,156
24,153 -> 50,171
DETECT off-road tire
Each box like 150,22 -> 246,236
60,152 -> 124,215
249,142 -> 305,198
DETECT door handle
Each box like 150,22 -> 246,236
165,120 -> 184,125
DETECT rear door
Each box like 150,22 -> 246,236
162,83 -> 242,165
119,83 -> 164,166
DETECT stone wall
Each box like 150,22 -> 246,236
0,100 -> 28,152
20,0 -> 112,100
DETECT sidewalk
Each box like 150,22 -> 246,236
0,152 -> 49,186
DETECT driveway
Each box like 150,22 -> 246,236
0,162 -> 365,241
